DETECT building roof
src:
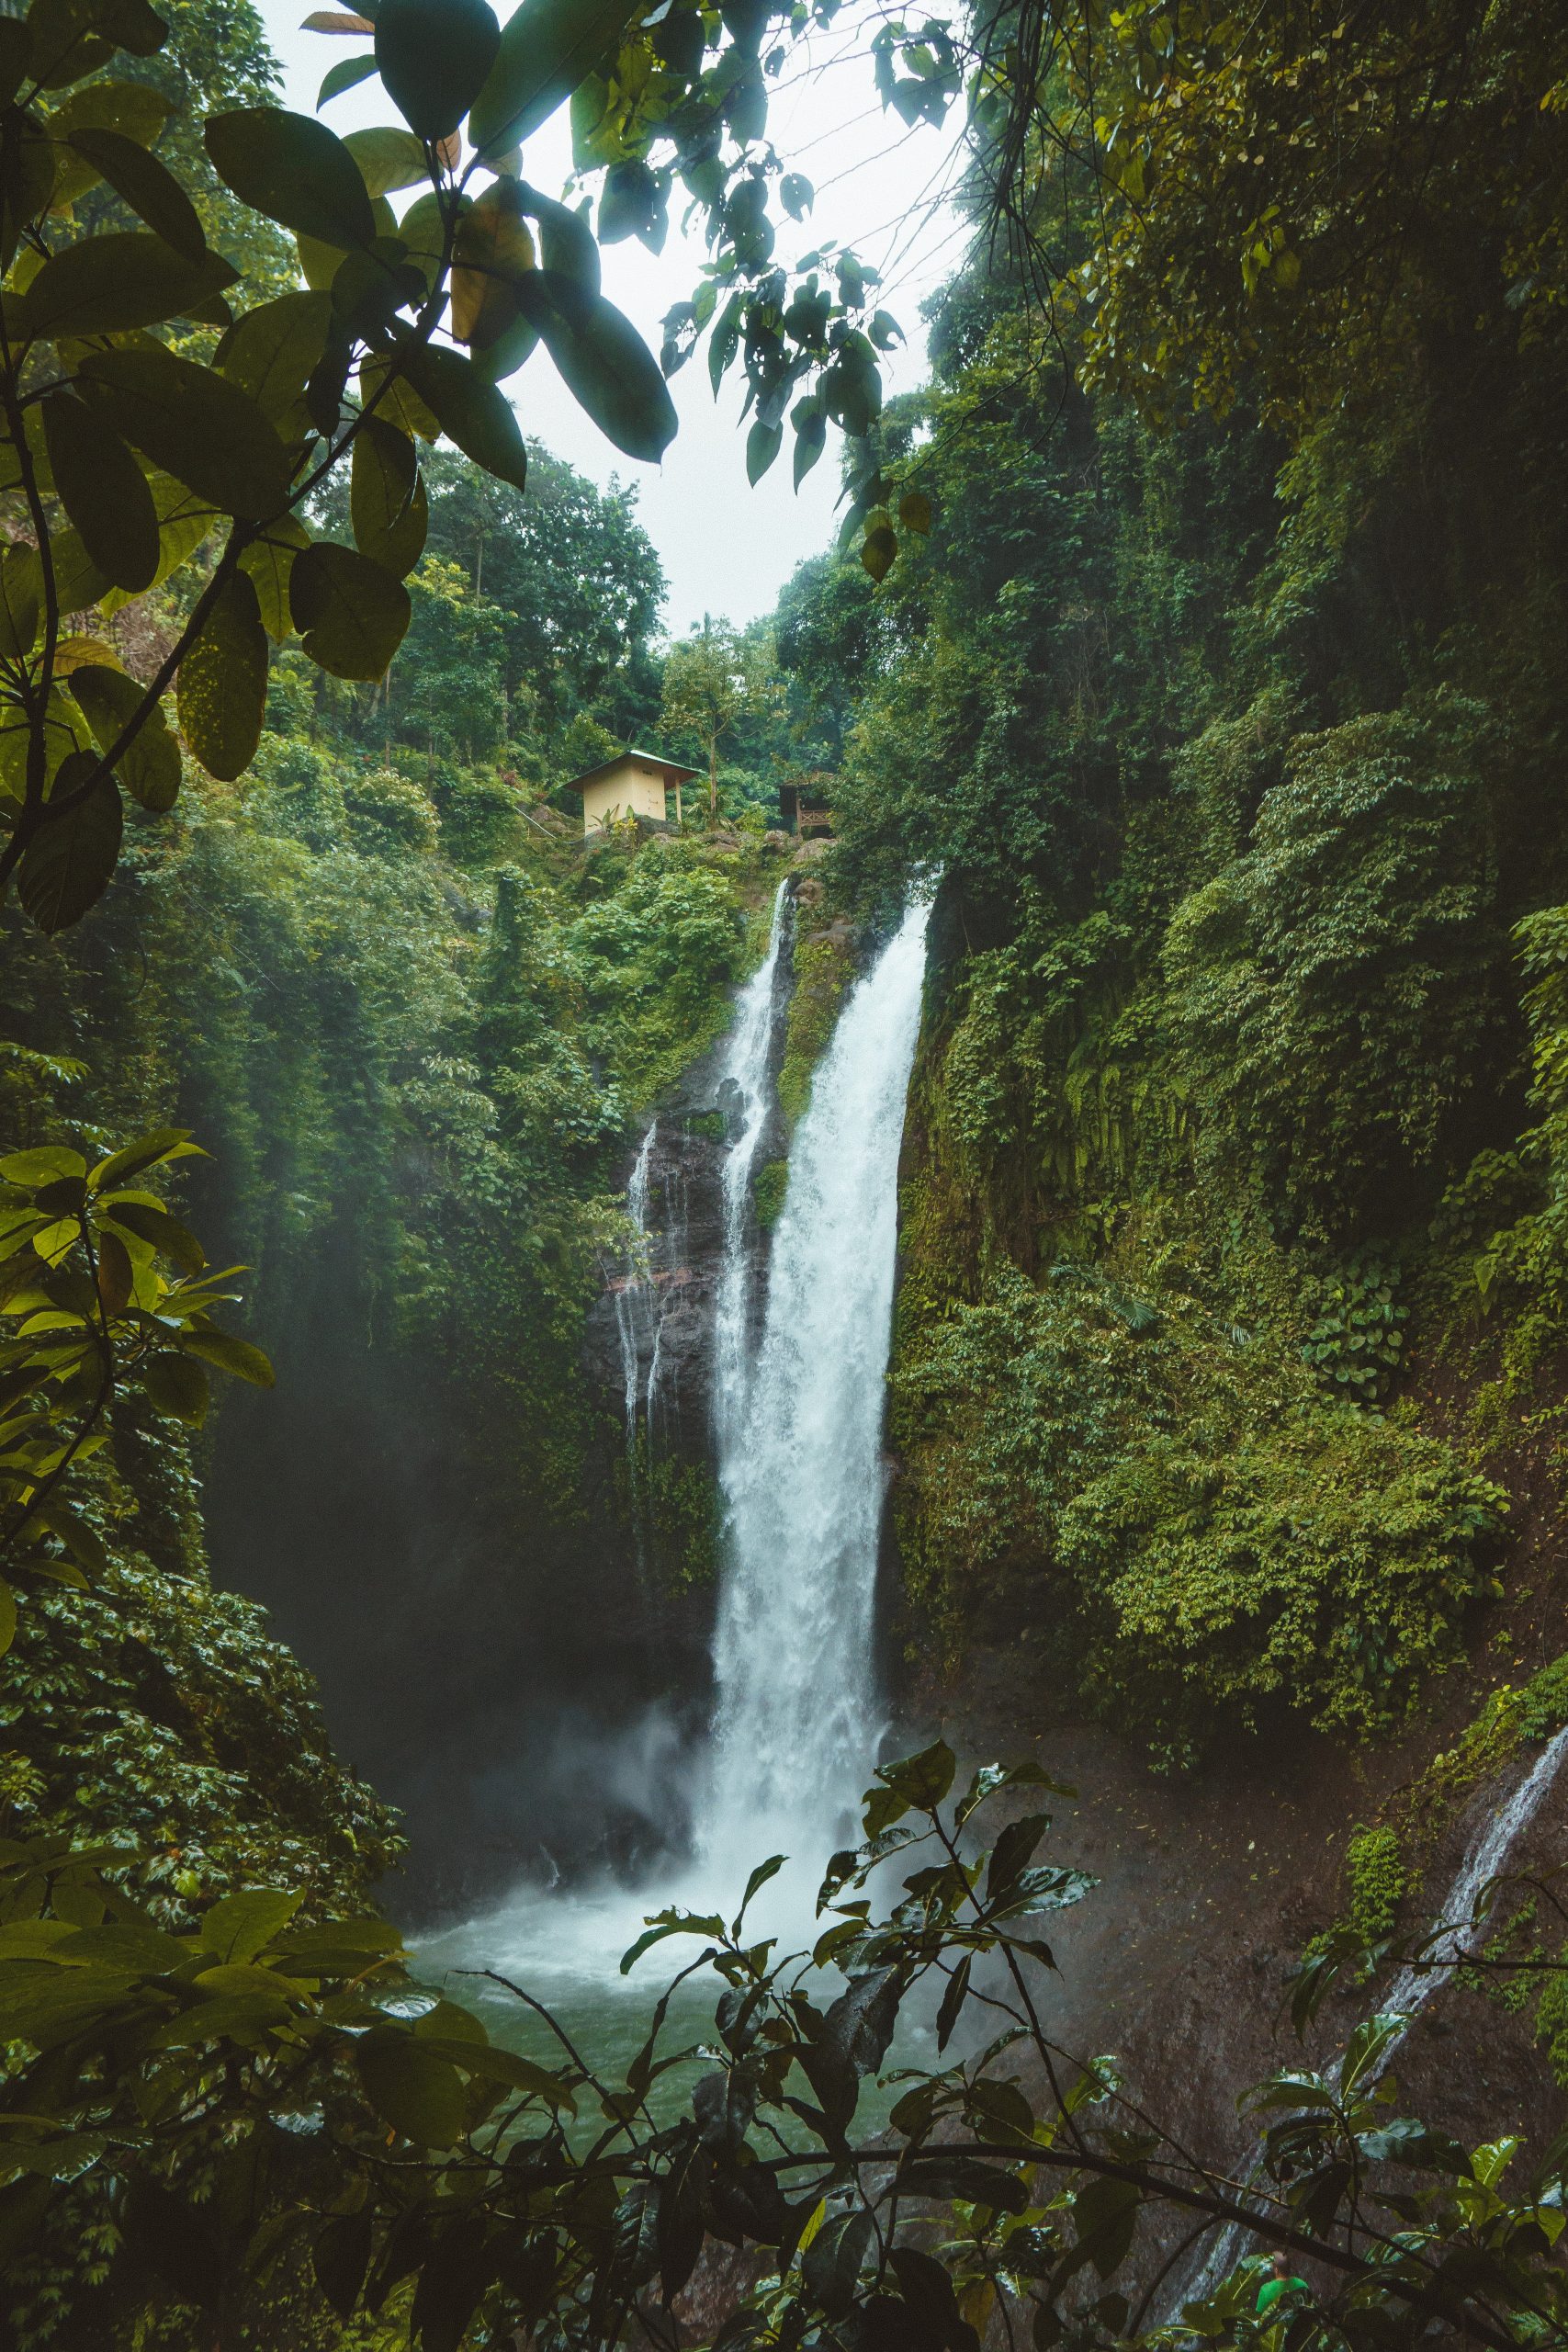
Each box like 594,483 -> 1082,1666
564,746 -> 702,796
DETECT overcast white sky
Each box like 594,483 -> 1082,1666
258,3 -> 969,635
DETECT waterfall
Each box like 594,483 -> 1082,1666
711,879 -> 793,1453
1375,1721 -> 1568,2046
425,888 -> 931,1999
1168,1724 -> 1568,2314
703,896 -> 932,1871
611,1123 -> 660,1573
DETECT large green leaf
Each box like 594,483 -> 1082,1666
46,73 -> 169,142
374,0 -> 499,141
102,474 -> 220,610
412,2035 -> 575,2109
99,1197 -> 204,1269
89,1125 -> 197,1187
204,107 -> 376,250
295,190 -> 396,289
200,1887 -> 302,1963
69,662 -> 179,811
469,0 -> 633,160
469,305 -> 537,385
141,1350 -> 208,1425
521,276 -> 675,463
75,345 -> 291,520
0,544 -> 39,659
351,418 -> 426,575
356,2030 -> 468,2146
65,126 -> 204,257
176,571 -> 267,780
240,515 -> 310,640
343,123 -> 427,195
317,51 -> 377,109
0,19 -> 30,107
0,119 -> 56,266
28,0 -> 167,91
16,759 -> 122,934
289,539 -> 410,680
179,1329 -> 275,1385
313,2213 -> 373,2323
451,173 -> 535,348
394,187 -> 450,292
398,343 -> 528,489
42,390 -> 158,592
215,289 -> 333,421
359,348 -> 438,437
18,232 -> 235,336
519,178 -> 599,292
45,527 -> 115,616
45,76 -> 171,204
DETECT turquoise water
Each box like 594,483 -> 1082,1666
414,1860 -> 936,2141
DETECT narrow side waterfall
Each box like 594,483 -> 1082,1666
1168,1724 -> 1568,2314
711,879 -> 793,1453
612,1123 -> 659,1573
703,895 -> 933,1870
1376,1721 -> 1568,2042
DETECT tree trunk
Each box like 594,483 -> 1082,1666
708,740 -> 716,819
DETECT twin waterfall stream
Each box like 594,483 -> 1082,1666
430,888 -> 933,2013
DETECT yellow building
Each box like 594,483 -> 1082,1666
567,748 -> 701,836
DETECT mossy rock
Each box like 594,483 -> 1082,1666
753,1159 -> 789,1228
778,932 -> 855,1128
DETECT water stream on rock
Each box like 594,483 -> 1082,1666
611,1123 -> 660,1578
712,879 -> 794,1457
1167,1724 -> 1568,2313
423,892 -> 932,2075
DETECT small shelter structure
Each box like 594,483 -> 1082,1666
778,778 -> 834,837
566,747 -> 701,836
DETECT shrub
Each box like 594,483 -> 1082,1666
778,932 -> 855,1126
344,767 -> 440,855
753,1158 -> 789,1227
1166,692 -> 1510,1234
892,1256 -> 1503,1758
1342,1823 -> 1410,1941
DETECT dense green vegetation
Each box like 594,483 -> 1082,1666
4,0 -> 1568,2345
748,3 -> 1568,1762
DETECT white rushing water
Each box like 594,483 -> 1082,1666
1168,1724 -> 1568,2314
611,1123 -> 659,1576
711,878 -> 793,1454
701,893 -> 933,1880
424,891 -> 932,2003
1375,1721 -> 1568,2042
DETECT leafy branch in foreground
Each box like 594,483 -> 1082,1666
4,1729 -> 1568,2347
0,0 -> 939,944
0,1125 -> 272,1648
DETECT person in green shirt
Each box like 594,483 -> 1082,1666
1256,2253 -> 1309,2315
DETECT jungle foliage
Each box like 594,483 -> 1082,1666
5,0 -> 1568,2346
3,1718 -> 1568,2352
757,0 -> 1568,1756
